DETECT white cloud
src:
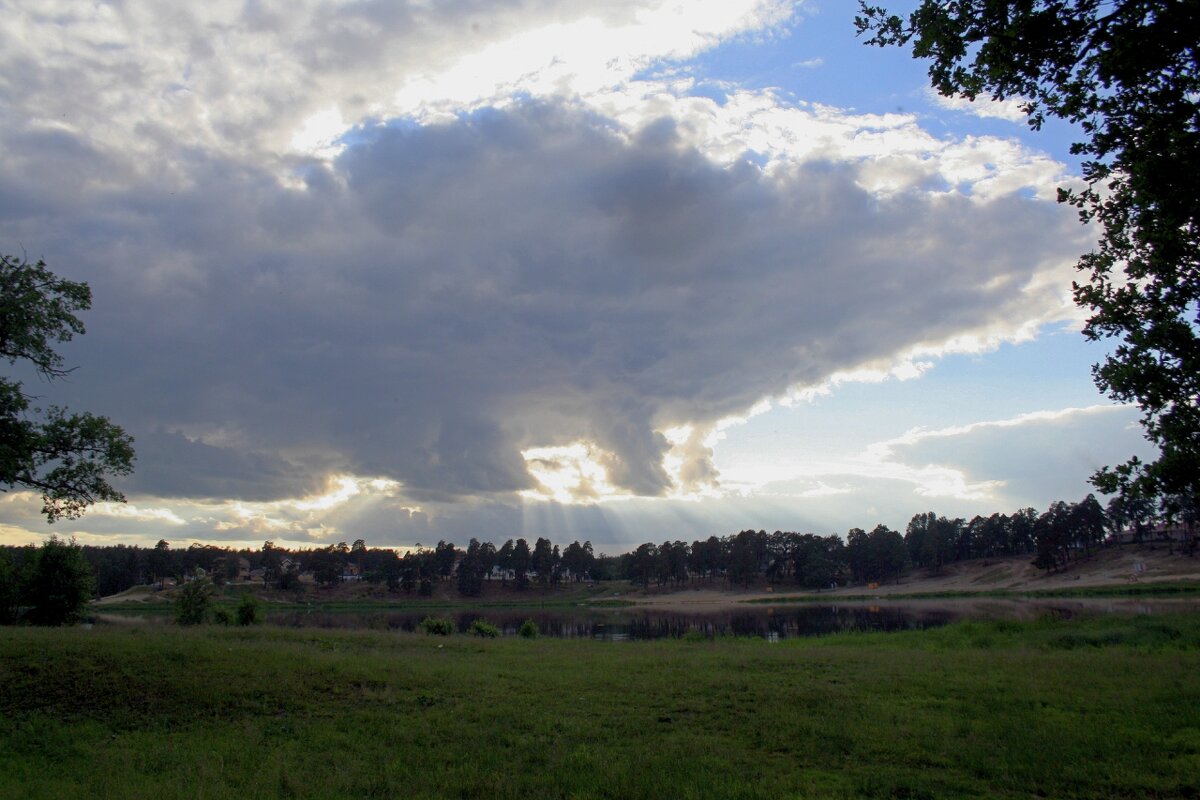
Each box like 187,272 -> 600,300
880,404 -> 1156,508
89,503 -> 187,527
929,90 -> 1030,123
0,0 -> 795,162
720,404 -> 1154,513
521,442 -> 624,503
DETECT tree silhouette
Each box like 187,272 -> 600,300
1,253 -> 134,520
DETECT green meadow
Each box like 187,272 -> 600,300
2,615 -> 1198,799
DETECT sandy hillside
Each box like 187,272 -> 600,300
624,543 -> 1199,610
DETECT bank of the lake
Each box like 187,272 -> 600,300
2,614 -> 1198,799
91,564 -> 1200,640
95,594 -> 1200,641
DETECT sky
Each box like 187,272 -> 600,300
0,0 -> 1157,553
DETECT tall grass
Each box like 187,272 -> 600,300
1,614 -> 1198,799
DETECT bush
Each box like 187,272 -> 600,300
420,616 -> 455,636
236,593 -> 259,626
175,577 -> 215,625
470,618 -> 500,638
518,618 -> 539,639
213,607 -> 233,625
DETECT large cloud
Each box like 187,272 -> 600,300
2,98 -> 1085,504
0,0 -> 1098,545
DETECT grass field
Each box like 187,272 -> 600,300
2,615 -> 1199,799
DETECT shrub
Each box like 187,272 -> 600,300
236,593 -> 259,626
213,607 -> 233,625
420,616 -> 455,635
175,577 -> 215,625
470,618 -> 500,638
518,618 -> 539,639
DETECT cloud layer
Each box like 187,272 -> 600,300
0,0 -> 1103,546
5,99 -> 1083,502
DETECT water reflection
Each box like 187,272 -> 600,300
262,598 -> 1200,640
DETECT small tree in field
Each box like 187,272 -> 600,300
24,535 -> 95,625
175,577 -> 215,625
236,592 -> 259,625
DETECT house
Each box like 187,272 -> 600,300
341,563 -> 363,582
1107,522 -> 1194,545
558,568 -> 593,583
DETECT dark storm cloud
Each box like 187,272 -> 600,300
1,99 -> 1084,502
126,430 -> 327,502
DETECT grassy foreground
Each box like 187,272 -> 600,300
2,616 -> 1199,799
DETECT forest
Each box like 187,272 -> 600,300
2,489 -> 1191,621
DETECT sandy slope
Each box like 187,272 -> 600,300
623,543 -> 1199,611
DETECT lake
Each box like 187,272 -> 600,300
261,597 -> 1200,640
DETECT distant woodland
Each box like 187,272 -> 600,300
2,490 -> 1193,614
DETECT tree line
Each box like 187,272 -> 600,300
619,491 -> 1193,590
0,535 -> 610,610
7,487 -> 1192,626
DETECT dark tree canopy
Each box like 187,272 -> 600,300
23,535 -> 95,625
1,253 -> 135,520
856,1 -> 1200,507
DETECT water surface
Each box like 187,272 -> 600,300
262,597 -> 1200,640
